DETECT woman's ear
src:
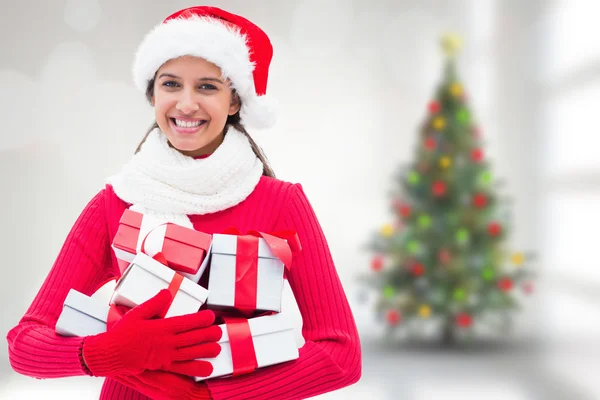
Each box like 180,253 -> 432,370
228,92 -> 241,115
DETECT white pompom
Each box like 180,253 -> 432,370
240,94 -> 278,129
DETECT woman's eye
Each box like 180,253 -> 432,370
199,84 -> 217,90
162,81 -> 179,88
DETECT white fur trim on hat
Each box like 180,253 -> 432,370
133,16 -> 276,129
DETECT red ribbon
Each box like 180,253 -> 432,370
224,317 -> 258,376
106,304 -> 127,331
234,236 -> 259,312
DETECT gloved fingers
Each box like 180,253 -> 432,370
166,360 -> 214,377
172,342 -> 221,361
125,289 -> 172,321
158,309 -> 216,334
172,325 -> 222,346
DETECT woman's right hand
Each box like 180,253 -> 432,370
82,289 -> 221,377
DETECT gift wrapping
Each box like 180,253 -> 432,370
55,289 -> 125,337
194,313 -> 299,381
112,209 -> 212,282
110,253 -> 209,318
207,233 -> 293,313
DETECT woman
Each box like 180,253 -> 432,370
6,6 -> 361,399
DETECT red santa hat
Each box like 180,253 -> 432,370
133,6 -> 277,129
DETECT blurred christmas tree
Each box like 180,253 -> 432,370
365,34 -> 535,344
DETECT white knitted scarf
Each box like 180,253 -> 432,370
107,126 -> 263,227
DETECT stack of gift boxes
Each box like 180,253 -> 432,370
55,209 -> 301,381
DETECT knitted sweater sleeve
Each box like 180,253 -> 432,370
6,189 -> 115,378
205,183 -> 362,399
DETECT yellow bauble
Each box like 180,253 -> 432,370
450,83 -> 463,97
439,156 -> 452,169
380,224 -> 394,238
418,304 -> 432,318
511,252 -> 525,266
433,116 -> 446,130
441,33 -> 463,57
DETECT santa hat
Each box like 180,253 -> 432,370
133,6 -> 277,129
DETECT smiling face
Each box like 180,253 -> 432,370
151,56 -> 241,157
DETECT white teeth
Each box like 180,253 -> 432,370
174,119 -> 204,128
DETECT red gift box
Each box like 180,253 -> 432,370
112,209 -> 212,283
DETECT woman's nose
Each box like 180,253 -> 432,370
176,90 -> 199,114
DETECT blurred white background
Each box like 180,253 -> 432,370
1,0 -> 599,399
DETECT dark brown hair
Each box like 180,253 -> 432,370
135,78 -> 275,178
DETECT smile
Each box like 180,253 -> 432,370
171,118 -> 206,128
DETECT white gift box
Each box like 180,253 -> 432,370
207,234 -> 286,313
195,313 -> 299,381
110,253 -> 209,318
55,289 -> 110,337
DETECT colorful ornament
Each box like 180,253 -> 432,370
457,108 -> 470,123
399,204 -> 412,218
450,83 -> 463,97
433,116 -> 446,130
439,156 -> 452,169
511,252 -> 525,266
418,214 -> 432,228
488,221 -> 502,237
453,288 -> 466,301
522,281 -> 534,295
411,263 -> 425,277
380,224 -> 394,238
407,171 -> 421,185
440,33 -> 463,57
456,228 -> 470,245
428,101 -> 441,114
432,180 -> 447,197
482,267 -> 495,281
438,249 -> 451,264
407,240 -> 421,255
497,277 -> 513,292
424,137 -> 437,151
471,148 -> 484,162
455,312 -> 473,328
383,285 -> 395,299
479,170 -> 493,185
418,304 -> 432,318
371,255 -> 384,272
472,193 -> 488,208
386,309 -> 401,325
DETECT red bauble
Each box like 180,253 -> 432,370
471,148 -> 484,162
456,312 -> 473,328
472,193 -> 488,208
428,101 -> 441,114
424,137 -> 436,151
411,263 -> 425,276
371,256 -> 384,272
386,309 -> 401,325
488,221 -> 502,236
498,277 -> 513,292
399,205 -> 412,218
432,180 -> 447,197
438,249 -> 451,264
523,281 -> 535,295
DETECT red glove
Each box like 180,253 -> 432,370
115,370 -> 212,400
82,289 -> 221,377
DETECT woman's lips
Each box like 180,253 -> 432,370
169,118 -> 207,134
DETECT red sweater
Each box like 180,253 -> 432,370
6,176 -> 362,399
